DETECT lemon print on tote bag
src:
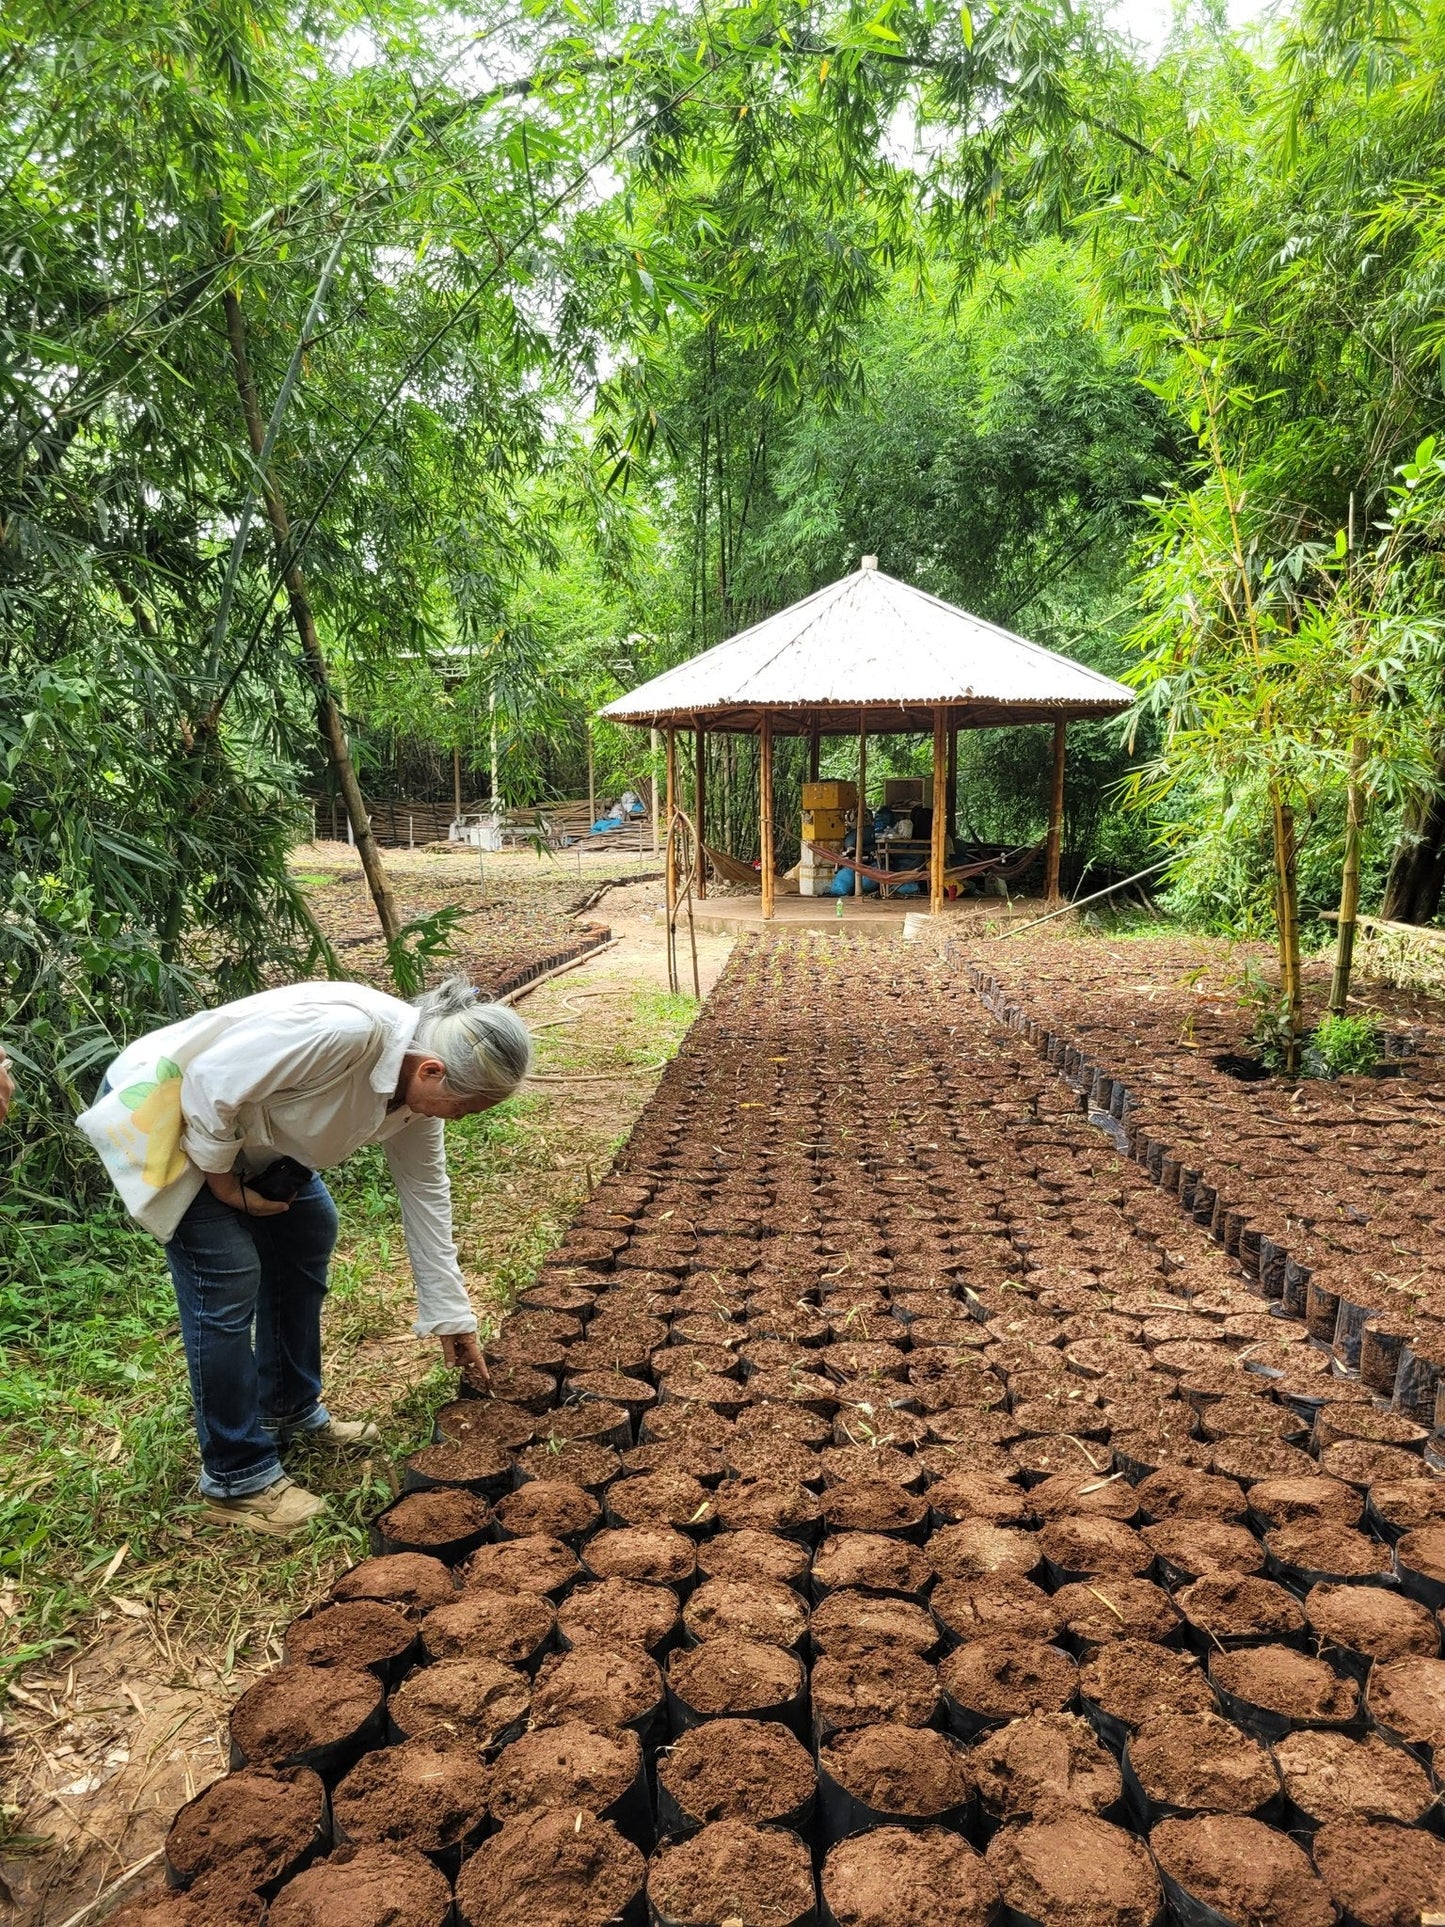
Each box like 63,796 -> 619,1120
117,1057 -> 189,1189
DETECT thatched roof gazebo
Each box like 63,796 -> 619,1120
601,557 -> 1134,918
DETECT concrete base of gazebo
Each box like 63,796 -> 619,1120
682,892 -> 1046,938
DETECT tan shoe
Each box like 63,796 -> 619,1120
201,1476 -> 327,1537
308,1416 -> 380,1448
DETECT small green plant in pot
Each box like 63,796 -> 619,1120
1304,1015 -> 1381,1079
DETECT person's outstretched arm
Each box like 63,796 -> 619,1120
382,1114 -> 489,1381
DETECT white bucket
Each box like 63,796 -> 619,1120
902,912 -> 933,942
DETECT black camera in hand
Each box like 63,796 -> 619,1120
245,1157 -> 314,1203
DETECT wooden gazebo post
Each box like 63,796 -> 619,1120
855,711 -> 867,900
930,706 -> 947,916
759,713 -> 776,921
808,717 -> 821,783
665,725 -> 678,930
1045,719 -> 1067,902
946,722 -> 958,847
694,721 -> 707,899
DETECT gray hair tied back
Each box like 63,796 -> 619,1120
411,975 -> 533,1102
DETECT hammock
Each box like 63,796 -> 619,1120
703,843 -> 765,886
801,839 -> 1043,889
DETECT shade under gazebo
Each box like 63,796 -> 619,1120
600,557 -> 1134,917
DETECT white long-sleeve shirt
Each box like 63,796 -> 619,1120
94,981 -> 477,1336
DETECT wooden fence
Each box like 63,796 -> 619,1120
308,792 -> 658,852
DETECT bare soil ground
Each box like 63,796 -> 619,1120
291,840 -> 663,996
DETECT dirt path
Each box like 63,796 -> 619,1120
0,895 -> 732,1927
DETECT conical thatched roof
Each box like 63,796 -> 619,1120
601,559 -> 1134,734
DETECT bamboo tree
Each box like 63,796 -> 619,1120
223,287 -> 403,953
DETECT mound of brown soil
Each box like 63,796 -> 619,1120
1050,1577 -> 1180,1647
1396,1521 -> 1445,1587
330,1554 -> 457,1617
1039,1515 -> 1152,1579
107,1872 -> 266,1927
454,1809 -> 646,1927
407,1436 -> 515,1490
812,1532 -> 930,1599
726,1435 -> 823,1488
970,1712 -> 1122,1823
583,1524 -> 698,1588
1265,1520 -> 1392,1582
230,1665 -> 381,1769
495,1479 -> 600,1542
820,1722 -> 971,1816
530,1647 -> 662,1732
1247,1475 -> 1362,1529
646,1819 -> 814,1927
985,1812 -> 1161,1927
1366,1655 -> 1445,1754
1028,1471 -> 1139,1523
1149,1814 -> 1335,1927
924,1470 -> 1032,1526
388,1657 -> 530,1748
667,1635 -> 804,1717
1127,1710 -> 1279,1815
489,1720 -> 642,1823
1305,1582 -> 1439,1664
1311,1817 -> 1445,1927
714,1478 -> 822,1538
735,1402 -> 831,1447
379,1488 -> 491,1552
462,1534 -> 580,1598
1140,1517 -> 1263,1580
697,1529 -> 810,1590
1135,1466 -> 1247,1522
821,1481 -> 928,1536
1210,1644 -> 1358,1727
939,1634 -> 1077,1727
812,1651 -> 941,1734
1273,1730 -> 1436,1827
607,1469 -> 716,1531
332,1737 -> 488,1856
926,1521 -> 1040,1582
683,1577 -> 807,1650
284,1602 -> 414,1674
557,1578 -> 680,1655
822,1826 -> 1001,1927
1370,1480 -> 1445,1536
930,1576 -> 1064,1647
657,1718 -> 816,1829
165,1766 -> 326,1889
420,1588 -> 555,1665
808,1591 -> 938,1658
1174,1573 -> 1305,1647
820,1444 -> 921,1489
267,1844 -> 453,1927
1077,1640 -> 1215,1732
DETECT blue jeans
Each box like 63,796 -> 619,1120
164,1176 -> 339,1498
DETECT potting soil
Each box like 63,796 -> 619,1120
147,935 -> 1445,1923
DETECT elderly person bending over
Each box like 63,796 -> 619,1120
81,977 -> 531,1535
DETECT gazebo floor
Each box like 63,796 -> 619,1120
682,892 -> 1047,937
